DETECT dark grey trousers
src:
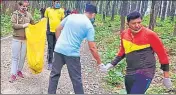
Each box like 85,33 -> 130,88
48,52 -> 84,94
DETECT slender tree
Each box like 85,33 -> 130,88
158,0 -> 162,18
111,1 -> 116,21
161,1 -> 167,21
170,1 -> 176,21
140,0 -> 148,17
173,21 -> 176,36
149,0 -> 156,30
130,1 -> 137,12
167,1 -> 172,17
120,1 -> 129,31
136,1 -> 141,12
99,0 -> 103,14
105,1 -> 110,16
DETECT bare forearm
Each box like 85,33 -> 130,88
55,30 -> 61,39
90,48 -> 101,64
55,25 -> 63,39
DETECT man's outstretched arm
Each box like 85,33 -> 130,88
88,41 -> 101,64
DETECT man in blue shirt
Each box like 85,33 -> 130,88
48,4 -> 106,94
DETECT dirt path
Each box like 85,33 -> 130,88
1,37 -> 111,94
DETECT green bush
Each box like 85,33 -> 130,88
1,14 -> 12,37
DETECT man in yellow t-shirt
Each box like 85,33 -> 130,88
44,0 -> 65,70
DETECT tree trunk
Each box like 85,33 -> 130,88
2,1 -> 7,14
119,1 -> 122,15
154,1 -> 161,23
140,1 -> 148,17
130,1 -> 137,12
170,1 -> 176,21
140,1 -> 144,15
120,16 -> 126,32
149,0 -> 156,31
86,1 -> 91,4
99,0 -> 103,14
30,1 -> 36,16
115,1 -> 119,15
136,1 -> 141,12
103,11 -> 106,21
105,1 -> 110,16
96,1 -> 99,6
167,1 -> 172,16
158,0 -> 162,18
120,1 -> 129,31
161,1 -> 167,21
2,1 -> 18,15
173,22 -> 176,36
111,1 -> 116,21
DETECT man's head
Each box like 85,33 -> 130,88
18,1 -> 29,13
127,11 -> 143,33
52,0 -> 60,9
84,4 -> 97,20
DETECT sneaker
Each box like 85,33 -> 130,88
17,71 -> 24,78
47,64 -> 52,70
9,75 -> 17,83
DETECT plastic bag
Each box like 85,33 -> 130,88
25,18 -> 47,74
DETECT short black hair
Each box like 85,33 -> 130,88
85,4 -> 97,14
127,11 -> 142,22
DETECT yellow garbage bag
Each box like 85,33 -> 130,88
25,18 -> 47,74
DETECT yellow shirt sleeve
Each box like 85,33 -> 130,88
60,8 -> 65,20
44,7 -> 50,18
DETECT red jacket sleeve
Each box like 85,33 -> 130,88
111,33 -> 125,66
149,31 -> 169,71
116,39 -> 125,57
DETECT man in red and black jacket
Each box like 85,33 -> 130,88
102,11 -> 172,94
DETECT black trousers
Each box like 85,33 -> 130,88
48,52 -> 84,94
46,31 -> 56,64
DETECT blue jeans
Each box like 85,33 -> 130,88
11,39 -> 26,75
125,73 -> 152,94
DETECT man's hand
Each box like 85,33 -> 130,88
163,71 -> 172,89
163,78 -> 172,89
98,63 -> 107,72
105,63 -> 114,70
22,23 -> 29,28
99,63 -> 114,73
